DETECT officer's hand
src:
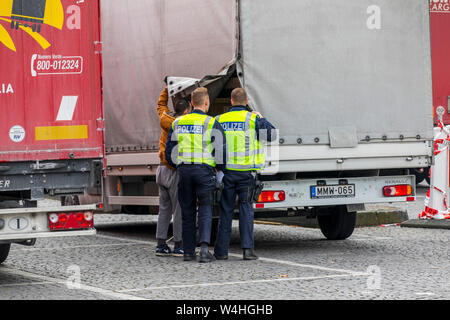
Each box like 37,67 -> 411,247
217,171 -> 224,183
252,111 -> 264,119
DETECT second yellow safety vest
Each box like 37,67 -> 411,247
217,110 -> 265,171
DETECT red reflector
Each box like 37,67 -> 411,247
48,212 -> 94,231
383,185 -> 413,197
58,214 -> 68,224
258,191 -> 286,203
255,204 -> 265,209
406,197 -> 415,202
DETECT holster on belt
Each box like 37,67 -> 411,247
214,181 -> 225,205
244,178 -> 265,204
251,180 -> 264,203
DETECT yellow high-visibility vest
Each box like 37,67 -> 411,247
172,113 -> 216,167
217,110 -> 265,171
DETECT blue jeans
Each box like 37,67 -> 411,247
214,171 -> 256,256
178,165 -> 216,255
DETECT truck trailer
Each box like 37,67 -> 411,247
0,0 -> 102,264
80,0 -> 433,242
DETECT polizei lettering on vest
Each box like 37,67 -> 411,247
221,122 -> 246,131
177,125 -> 203,134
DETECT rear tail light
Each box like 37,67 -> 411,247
383,185 -> 413,197
258,191 -> 286,203
48,212 -> 94,231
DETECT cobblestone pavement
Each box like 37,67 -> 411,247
1,183 -> 448,300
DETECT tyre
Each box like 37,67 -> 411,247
0,244 -> 11,265
11,20 -> 14,29
412,169 -> 426,185
317,206 -> 356,240
61,195 -> 80,206
32,24 -> 36,32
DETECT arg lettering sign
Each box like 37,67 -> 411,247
430,0 -> 450,13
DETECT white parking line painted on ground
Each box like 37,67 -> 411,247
0,281 -> 64,288
347,233 -> 393,240
0,267 -> 146,300
118,273 -> 368,293
227,253 -> 363,275
415,292 -> 436,296
350,238 -> 393,241
10,242 -> 141,252
97,234 -> 158,245
97,234 -> 364,275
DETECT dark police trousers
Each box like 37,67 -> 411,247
178,164 -> 216,255
214,170 -> 256,256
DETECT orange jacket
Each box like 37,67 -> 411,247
157,88 -> 176,170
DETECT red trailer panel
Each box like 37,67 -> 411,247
430,0 -> 450,124
0,0 -> 103,162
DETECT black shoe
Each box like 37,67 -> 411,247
183,253 -> 197,261
198,247 -> 216,263
243,249 -> 258,261
214,253 -> 228,261
155,244 -> 172,257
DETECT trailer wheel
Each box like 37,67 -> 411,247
0,244 -> 11,265
317,206 -> 356,240
15,21 -> 19,30
412,169 -> 426,185
32,24 -> 36,32
11,20 -> 14,29
37,24 -> 41,33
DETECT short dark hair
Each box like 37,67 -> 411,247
174,99 -> 191,116
231,88 -> 247,106
191,87 -> 209,107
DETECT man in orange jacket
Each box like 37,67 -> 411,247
155,85 -> 191,256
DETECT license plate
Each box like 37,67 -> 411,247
310,184 -> 356,199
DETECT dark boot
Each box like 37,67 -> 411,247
183,253 -> 197,261
198,244 -> 215,263
243,248 -> 258,261
214,253 -> 228,260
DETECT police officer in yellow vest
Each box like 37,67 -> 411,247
165,87 -> 227,263
214,88 -> 277,261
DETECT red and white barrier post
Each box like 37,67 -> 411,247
420,107 -> 450,220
